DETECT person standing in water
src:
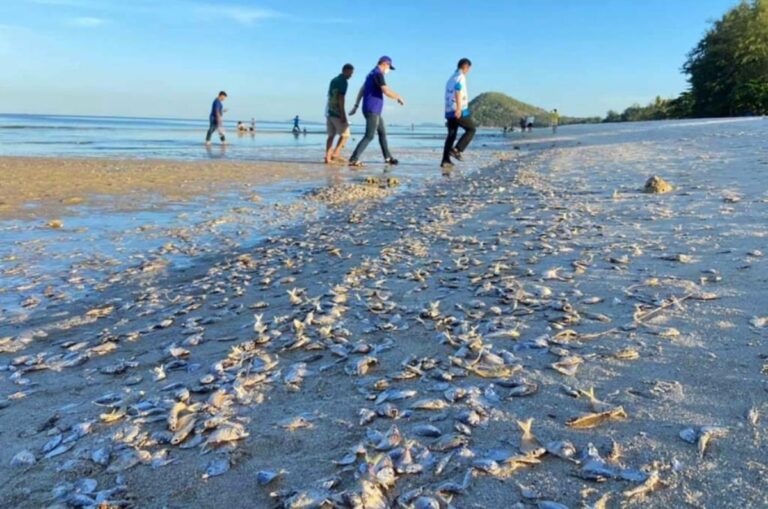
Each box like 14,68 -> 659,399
348,56 -> 405,168
292,115 -> 301,133
205,91 -> 227,145
550,109 -> 560,133
441,58 -> 477,169
325,63 -> 354,163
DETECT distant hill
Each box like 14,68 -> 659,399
469,92 -> 599,127
469,92 -> 551,127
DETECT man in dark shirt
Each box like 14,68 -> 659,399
325,63 -> 354,163
348,56 -> 405,167
205,91 -> 227,145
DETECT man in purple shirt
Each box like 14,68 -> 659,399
205,91 -> 227,145
348,56 -> 405,167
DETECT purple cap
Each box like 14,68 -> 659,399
378,56 -> 395,70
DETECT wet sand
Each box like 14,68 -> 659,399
1,119 -> 767,509
0,156 -> 333,220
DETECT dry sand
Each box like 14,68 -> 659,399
1,120 -> 767,509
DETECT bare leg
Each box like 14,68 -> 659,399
325,135 -> 335,163
332,135 -> 349,160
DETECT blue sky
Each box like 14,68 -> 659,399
0,0 -> 738,123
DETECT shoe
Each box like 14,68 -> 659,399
440,160 -> 454,169
450,149 -> 463,161
385,158 -> 399,165
349,161 -> 365,168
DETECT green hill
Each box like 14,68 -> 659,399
469,92 -> 552,128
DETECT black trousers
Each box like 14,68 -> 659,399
442,116 -> 477,162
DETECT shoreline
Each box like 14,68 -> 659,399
0,156 -> 340,221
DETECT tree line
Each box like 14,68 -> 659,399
605,0 -> 768,122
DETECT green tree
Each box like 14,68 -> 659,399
684,0 -> 768,116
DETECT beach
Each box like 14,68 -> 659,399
1,118 -> 767,508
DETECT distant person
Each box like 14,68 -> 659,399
293,115 -> 301,133
526,115 -> 535,132
503,126 -> 508,134
519,117 -> 526,133
250,117 -> 256,132
205,91 -> 227,145
237,121 -> 247,132
441,58 -> 477,169
551,109 -> 560,133
325,63 -> 354,164
348,56 -> 405,168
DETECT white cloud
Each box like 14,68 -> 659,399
196,5 -> 282,26
68,16 -> 109,27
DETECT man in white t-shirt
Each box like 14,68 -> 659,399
441,58 -> 477,168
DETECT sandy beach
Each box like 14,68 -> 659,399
0,157 -> 341,220
1,118 -> 767,509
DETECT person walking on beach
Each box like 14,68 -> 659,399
550,108 -> 560,133
348,56 -> 405,168
205,91 -> 227,145
292,115 -> 301,134
441,58 -> 477,169
325,63 -> 354,164
519,117 -> 526,133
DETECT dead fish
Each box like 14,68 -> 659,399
613,347 -> 640,360
697,426 -> 728,457
746,407 -> 760,426
257,469 -> 286,485
431,433 -> 469,452
10,450 -> 36,467
372,425 -> 403,451
499,378 -> 539,397
44,442 -> 75,459
91,446 -> 111,466
545,440 -> 577,461
517,419 -> 545,455
106,448 -> 148,473
279,415 -> 315,431
584,493 -> 611,509
538,502 -> 569,509
42,434 -> 63,454
94,393 -> 123,407
375,388 -> 417,405
167,401 -> 188,431
472,458 -> 503,476
623,471 -> 664,501
100,408 -> 126,424
410,398 -> 449,411
567,407 -> 627,429
579,388 -> 613,413
204,423 -> 249,448
436,468 -> 473,495
412,424 -> 442,438
345,356 -> 379,376
171,414 -> 196,445
550,355 -> 583,376
284,363 -> 309,389
202,455 -> 230,479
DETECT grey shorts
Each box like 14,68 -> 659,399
327,117 -> 351,138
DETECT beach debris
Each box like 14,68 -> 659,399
643,176 -> 673,194
257,469 -> 287,486
623,471 -> 665,501
202,455 -> 231,479
567,407 -> 628,429
680,426 -> 728,457
10,449 -> 36,467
